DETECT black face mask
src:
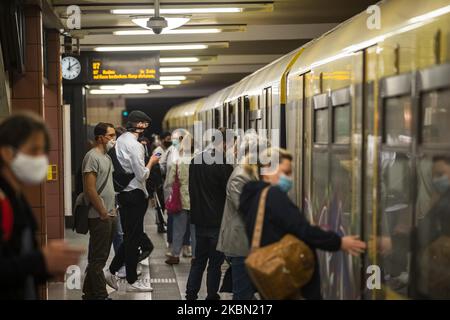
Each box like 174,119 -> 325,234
163,140 -> 172,148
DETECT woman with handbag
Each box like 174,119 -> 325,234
164,133 -> 194,264
239,147 -> 366,300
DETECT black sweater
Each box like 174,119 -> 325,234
0,176 -> 49,299
189,150 -> 234,228
239,181 -> 342,299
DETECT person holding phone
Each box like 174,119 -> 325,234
0,113 -> 83,299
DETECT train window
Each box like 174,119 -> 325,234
384,96 -> 412,146
214,108 -> 220,129
333,105 -> 351,144
415,154 -> 450,299
314,108 -> 329,144
421,89 -> 450,145
378,152 -> 413,297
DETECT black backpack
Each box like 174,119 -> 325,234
108,146 -> 135,192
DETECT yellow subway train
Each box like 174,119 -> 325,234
163,0 -> 450,300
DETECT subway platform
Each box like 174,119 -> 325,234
48,207 -> 231,300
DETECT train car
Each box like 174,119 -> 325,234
286,0 -> 450,300
163,0 -> 450,300
162,98 -> 205,134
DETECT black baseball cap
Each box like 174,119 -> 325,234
127,110 -> 152,127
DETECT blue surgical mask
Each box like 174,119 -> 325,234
432,175 -> 450,194
172,139 -> 180,148
277,174 -> 293,193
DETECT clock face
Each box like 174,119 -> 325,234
61,56 -> 81,80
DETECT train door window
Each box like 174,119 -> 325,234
313,93 -> 329,144
264,87 -> 272,139
228,101 -> 237,130
414,64 -> 450,299
378,73 -> 414,298
214,108 -> 221,129
333,105 -> 351,144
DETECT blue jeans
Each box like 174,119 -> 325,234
228,256 -> 256,300
186,226 -> 224,300
168,213 -> 191,246
112,213 -> 124,254
171,210 -> 188,256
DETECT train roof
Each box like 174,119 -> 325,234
163,98 -> 205,122
224,48 -> 303,103
200,85 -> 236,112
288,0 -> 450,77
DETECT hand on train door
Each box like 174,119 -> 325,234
341,236 -> 366,256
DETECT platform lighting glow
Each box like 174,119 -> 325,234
160,67 -> 192,73
90,89 -> 149,95
114,28 -> 221,35
160,76 -> 187,81
132,17 -> 190,31
408,5 -> 450,24
94,44 -> 208,52
160,80 -> 182,85
160,57 -> 199,63
112,8 -> 243,15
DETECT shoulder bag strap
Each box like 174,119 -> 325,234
97,162 -> 112,195
250,186 -> 270,251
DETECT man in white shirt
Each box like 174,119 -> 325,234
106,111 -> 159,292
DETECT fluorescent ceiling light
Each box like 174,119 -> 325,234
160,75 -> 186,81
90,89 -> 149,95
94,44 -> 208,52
114,28 -> 221,35
160,57 -> 199,63
160,80 -> 182,85
112,8 -> 243,15
99,84 -> 163,90
160,67 -> 192,73
132,17 -> 190,31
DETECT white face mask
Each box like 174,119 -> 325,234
11,152 -> 49,185
106,139 -> 115,152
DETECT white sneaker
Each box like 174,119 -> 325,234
182,245 -> 192,258
139,259 -> 149,266
117,266 -> 142,279
117,266 -> 126,279
126,279 -> 153,292
104,270 -> 119,290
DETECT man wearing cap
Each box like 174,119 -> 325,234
106,111 -> 160,292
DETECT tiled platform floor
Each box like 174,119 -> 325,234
48,207 -> 231,300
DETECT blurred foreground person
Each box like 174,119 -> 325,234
239,148 -> 366,300
0,113 -> 83,299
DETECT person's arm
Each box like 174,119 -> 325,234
84,172 -> 108,220
267,188 -> 342,251
228,172 -> 248,212
128,143 -> 151,182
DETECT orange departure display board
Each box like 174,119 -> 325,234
88,52 -> 160,84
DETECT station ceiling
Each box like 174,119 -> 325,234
51,0 -> 379,98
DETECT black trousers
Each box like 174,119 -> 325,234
109,189 -> 148,284
186,226 -> 225,300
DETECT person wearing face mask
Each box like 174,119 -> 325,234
0,113 -> 83,299
81,122 -> 118,300
107,110 -> 160,292
239,147 -> 366,300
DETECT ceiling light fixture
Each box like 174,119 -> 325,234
114,28 -> 221,35
132,17 -> 190,31
90,89 -> 149,95
160,75 -> 187,81
94,44 -> 208,52
160,57 -> 199,63
160,67 -> 192,73
160,80 -> 182,85
111,8 -> 243,15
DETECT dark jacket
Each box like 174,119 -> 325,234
239,181 -> 342,300
0,176 -> 49,299
189,149 -> 234,228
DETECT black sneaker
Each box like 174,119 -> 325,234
157,224 -> 167,234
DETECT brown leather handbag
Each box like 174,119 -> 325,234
245,186 -> 315,300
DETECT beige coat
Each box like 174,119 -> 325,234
165,156 -> 191,210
